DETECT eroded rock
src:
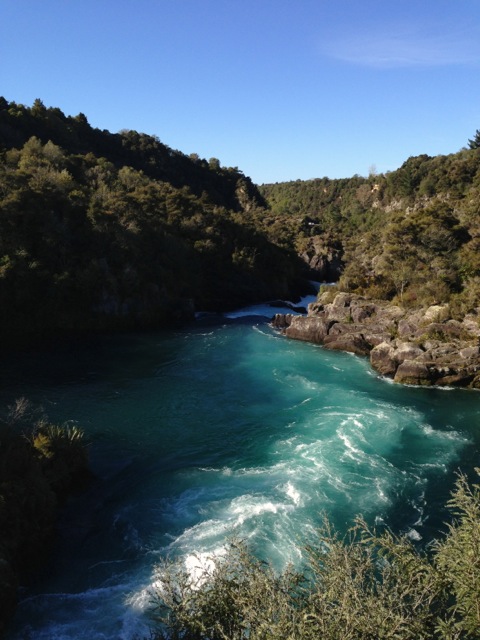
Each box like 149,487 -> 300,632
394,361 -> 431,385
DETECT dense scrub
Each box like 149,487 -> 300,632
0,400 -> 89,636
0,98 -> 306,347
260,147 -> 480,312
150,471 -> 480,639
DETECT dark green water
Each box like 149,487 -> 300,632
3,305 -> 480,639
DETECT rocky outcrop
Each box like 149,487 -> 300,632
271,292 -> 480,388
299,237 -> 343,281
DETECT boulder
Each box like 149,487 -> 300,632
351,304 -> 377,324
415,321 -> 465,341
459,345 -> 480,359
323,333 -> 371,356
461,313 -> 480,338
434,371 -> 474,387
323,302 -> 352,323
363,331 -> 390,348
376,304 -> 405,323
394,361 -> 432,385
397,318 -> 419,338
328,322 -> 366,336
271,313 -> 293,329
285,316 -> 331,344
394,341 -> 425,362
370,342 -> 397,376
423,304 -> 449,323
331,292 -> 354,307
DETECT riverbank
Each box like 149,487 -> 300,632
272,291 -> 480,388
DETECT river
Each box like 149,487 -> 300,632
3,298 -> 480,639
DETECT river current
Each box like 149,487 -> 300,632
3,298 -> 480,639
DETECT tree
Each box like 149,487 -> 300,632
31,98 -> 46,117
208,157 -> 221,171
467,129 -> 480,149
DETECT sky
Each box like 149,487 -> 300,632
1,0 -> 480,184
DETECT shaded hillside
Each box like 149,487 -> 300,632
0,99 -> 307,347
260,145 -> 480,313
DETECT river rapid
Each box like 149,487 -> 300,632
3,298 -> 480,639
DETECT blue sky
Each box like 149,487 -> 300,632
1,0 -> 480,184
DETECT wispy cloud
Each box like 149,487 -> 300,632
323,26 -> 480,68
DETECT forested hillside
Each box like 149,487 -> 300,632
2,97 -> 480,348
260,138 -> 480,314
0,98 -> 306,347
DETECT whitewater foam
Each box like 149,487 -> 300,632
282,481 -> 302,506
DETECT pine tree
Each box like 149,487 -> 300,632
468,128 -> 480,149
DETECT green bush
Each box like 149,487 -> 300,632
0,401 -> 89,636
149,470 -> 480,640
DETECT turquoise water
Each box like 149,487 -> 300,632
3,305 -> 480,639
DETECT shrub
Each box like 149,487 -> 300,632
0,406 -> 89,636
149,470 -> 480,640
433,472 -> 480,638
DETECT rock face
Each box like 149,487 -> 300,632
300,237 -> 343,281
271,292 -> 480,388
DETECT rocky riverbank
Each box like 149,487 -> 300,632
271,292 -> 480,388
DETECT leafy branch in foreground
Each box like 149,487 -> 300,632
148,470 -> 480,639
433,472 -> 480,638
150,541 -> 304,640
